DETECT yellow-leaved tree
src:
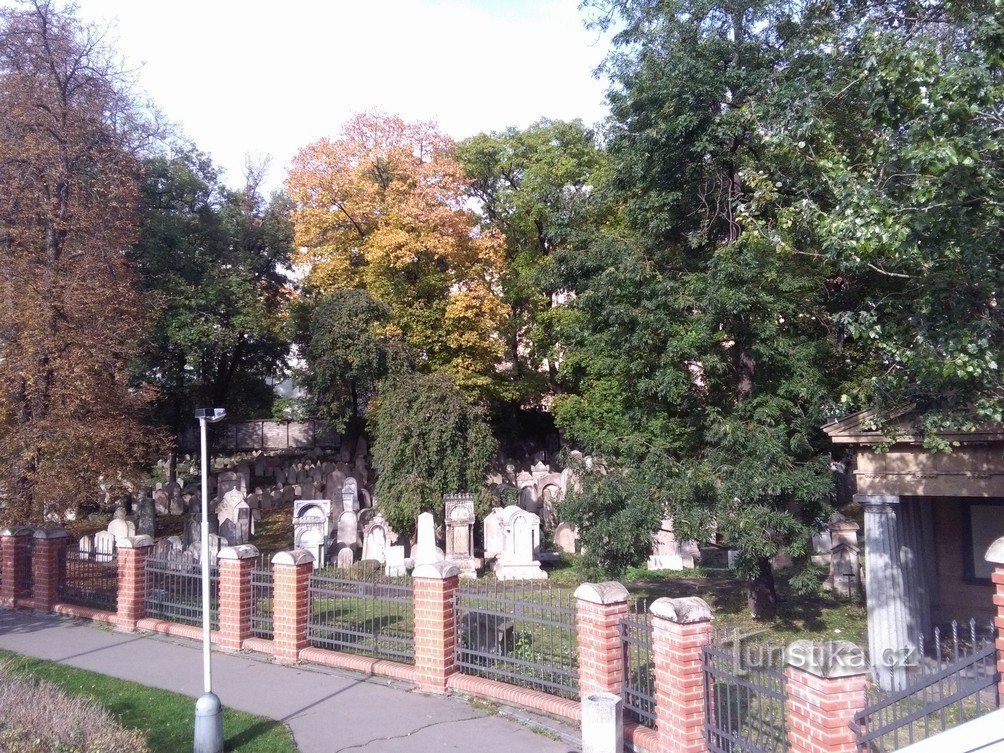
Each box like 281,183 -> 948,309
286,112 -> 508,399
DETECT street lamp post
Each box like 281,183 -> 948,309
194,407 -> 226,753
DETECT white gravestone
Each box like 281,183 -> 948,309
483,508 -> 505,561
493,505 -> 547,580
385,545 -> 407,577
342,477 -> 359,512
94,530 -> 116,562
414,511 -> 440,566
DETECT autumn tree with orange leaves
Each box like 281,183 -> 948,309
0,1 -> 161,524
286,113 -> 508,400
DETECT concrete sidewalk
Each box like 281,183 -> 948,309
0,610 -> 582,753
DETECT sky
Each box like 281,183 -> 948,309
73,0 -> 613,193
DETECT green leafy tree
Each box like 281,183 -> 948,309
457,120 -> 607,407
298,289 -> 411,433
371,372 -> 497,538
556,0 -> 840,617
133,153 -> 293,439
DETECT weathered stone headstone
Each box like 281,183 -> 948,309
94,530 -> 115,562
414,511 -> 439,566
335,544 -> 355,569
385,545 -> 407,577
483,508 -> 505,561
444,494 -> 479,578
217,470 -> 243,498
825,516 -> 861,596
336,510 -> 359,551
292,500 -> 332,557
136,497 -> 157,538
152,489 -> 170,515
341,477 -> 359,512
78,535 -> 93,558
647,518 -> 695,571
554,522 -> 579,554
362,513 -> 397,564
493,505 -> 547,580
107,508 -> 135,541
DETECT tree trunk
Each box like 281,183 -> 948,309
747,557 -> 778,620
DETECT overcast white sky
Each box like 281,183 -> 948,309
73,0 -> 613,193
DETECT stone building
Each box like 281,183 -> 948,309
824,409 -> 1004,687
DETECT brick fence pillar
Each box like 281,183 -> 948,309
650,596 -> 714,753
31,527 -> 68,611
413,561 -> 459,693
575,581 -> 630,696
985,537 -> 1004,704
0,527 -> 33,607
113,535 -> 154,631
218,544 -> 259,653
785,640 -> 868,753
272,549 -> 314,664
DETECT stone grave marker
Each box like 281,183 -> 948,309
444,494 -> 479,578
414,511 -> 439,566
78,535 -> 93,558
107,508 -> 135,541
483,508 -> 505,561
94,530 -> 115,562
554,522 -> 579,554
493,505 -> 547,580
136,497 -> 157,537
385,545 -> 407,577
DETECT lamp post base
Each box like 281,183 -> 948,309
194,692 -> 224,753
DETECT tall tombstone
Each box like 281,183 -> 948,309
341,477 -> 359,512
325,470 -> 345,504
152,489 -> 170,516
94,530 -> 116,563
336,510 -> 359,552
493,505 -> 547,581
216,489 -> 244,532
414,511 -> 440,566
483,508 -> 505,561
136,497 -> 157,538
234,463 -> 251,493
444,494 -> 479,578
217,470 -> 243,498
362,513 -> 397,565
292,499 -> 332,555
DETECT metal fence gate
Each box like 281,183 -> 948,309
620,601 -> 655,727
850,620 -> 1000,752
60,547 -> 118,611
703,636 -> 790,753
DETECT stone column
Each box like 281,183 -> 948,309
785,640 -> 868,753
650,596 -> 714,753
897,497 -> 931,638
30,527 -> 69,611
857,493 -> 911,690
575,581 -> 630,696
985,537 -> 1004,705
412,560 -> 459,693
271,549 -> 314,664
0,527 -> 32,606
113,535 -> 154,631
217,544 -> 259,653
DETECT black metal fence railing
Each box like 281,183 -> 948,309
621,600 -> 656,728
144,553 -> 219,629
15,537 -> 33,599
251,556 -> 274,639
703,631 -> 790,753
60,548 -> 118,612
455,580 -> 579,700
307,567 -> 414,663
850,619 -> 1000,752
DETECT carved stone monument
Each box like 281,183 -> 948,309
493,505 -> 547,580
444,494 -> 480,578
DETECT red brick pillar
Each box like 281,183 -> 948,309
575,581 -> 630,696
650,596 -> 714,753
985,537 -> 1004,704
30,527 -> 69,611
0,527 -> 33,607
272,549 -> 314,664
785,640 -> 868,753
113,535 -> 154,631
218,544 -> 259,653
413,561 -> 459,693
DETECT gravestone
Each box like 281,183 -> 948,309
647,518 -> 695,571
301,481 -> 316,500
136,497 -> 157,537
216,489 -> 245,535
444,494 -> 479,578
336,510 -> 359,553
362,513 -> 397,564
292,500 -> 332,559
414,511 -> 440,566
483,508 -> 505,561
385,545 -> 407,577
78,535 -> 93,558
94,530 -> 115,562
217,470 -> 243,498
342,477 -> 359,512
335,544 -> 355,569
107,508 -> 135,541
235,463 -> 251,493
493,505 -> 547,580
166,535 -> 183,551
824,516 -> 861,596
554,522 -> 579,554
152,489 -> 170,515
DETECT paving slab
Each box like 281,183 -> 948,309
0,610 -> 582,753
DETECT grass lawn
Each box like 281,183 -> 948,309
0,650 -> 299,753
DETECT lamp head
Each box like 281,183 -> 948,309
194,407 -> 227,423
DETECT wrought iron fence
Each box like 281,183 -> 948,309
308,566 -> 414,663
144,553 -> 219,629
455,579 -> 579,700
621,600 -> 655,728
850,619 -> 999,752
251,556 -> 274,639
15,536 -> 33,599
60,548 -> 118,611
703,630 -> 790,753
